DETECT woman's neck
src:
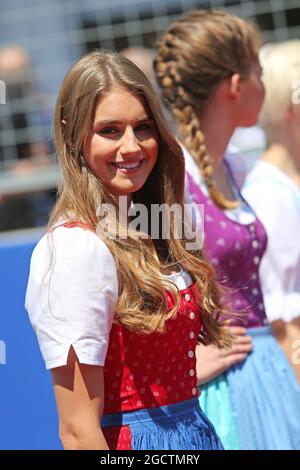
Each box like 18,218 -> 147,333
262,143 -> 300,188
200,105 -> 236,169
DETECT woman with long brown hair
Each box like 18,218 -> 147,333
155,9 -> 300,450
25,50 -> 229,450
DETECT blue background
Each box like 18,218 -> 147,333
0,236 -> 61,449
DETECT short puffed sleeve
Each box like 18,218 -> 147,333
25,226 -> 118,369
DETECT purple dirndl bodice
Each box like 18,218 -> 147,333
186,171 -> 268,328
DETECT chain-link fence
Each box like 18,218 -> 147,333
0,0 -> 299,228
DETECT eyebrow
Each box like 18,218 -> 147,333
93,116 -> 152,127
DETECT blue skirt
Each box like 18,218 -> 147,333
200,326 -> 300,450
199,373 -> 240,450
102,398 -> 223,450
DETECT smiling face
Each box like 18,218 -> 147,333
84,87 -> 159,199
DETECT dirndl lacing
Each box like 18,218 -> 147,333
101,397 -> 223,450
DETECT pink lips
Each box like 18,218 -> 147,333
110,159 -> 144,173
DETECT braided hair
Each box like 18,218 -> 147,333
154,10 -> 261,210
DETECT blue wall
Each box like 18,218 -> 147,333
0,237 -> 62,449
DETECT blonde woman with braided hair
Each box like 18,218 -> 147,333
25,50 -> 229,450
155,10 -> 300,450
244,41 -> 300,383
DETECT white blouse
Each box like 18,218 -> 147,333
243,160 -> 300,322
25,225 -> 192,370
183,146 -> 256,225
25,225 -> 119,369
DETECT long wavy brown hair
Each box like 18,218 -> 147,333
50,50 -> 231,346
154,9 -> 261,209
